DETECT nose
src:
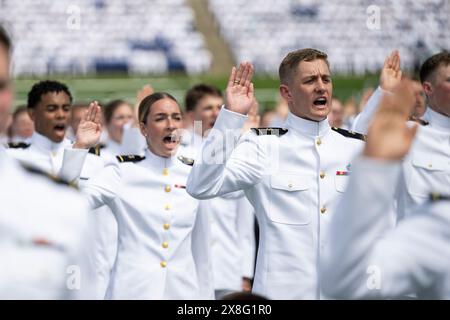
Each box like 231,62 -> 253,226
315,79 -> 326,93
55,107 -> 66,119
167,117 -> 176,130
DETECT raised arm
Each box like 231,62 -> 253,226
187,63 -> 268,199
352,50 -> 402,134
60,101 -> 103,182
322,79 -> 420,299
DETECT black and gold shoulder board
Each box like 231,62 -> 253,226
429,193 -> 450,202
409,116 -> 429,126
116,155 -> 145,163
8,142 -> 30,149
178,156 -> 194,166
21,164 -> 77,189
331,127 -> 366,141
88,144 -> 105,156
251,127 -> 288,136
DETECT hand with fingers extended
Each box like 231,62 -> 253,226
364,79 -> 418,161
225,62 -> 255,115
134,84 -> 154,123
73,101 -> 103,149
380,50 -> 402,92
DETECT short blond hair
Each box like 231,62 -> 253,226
279,48 -> 329,84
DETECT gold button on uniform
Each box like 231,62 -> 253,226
164,185 -> 171,192
160,261 -> 167,268
320,207 -> 327,214
316,138 -> 322,146
163,223 -> 170,230
320,171 -> 325,179
162,168 -> 169,176
428,163 -> 433,168
162,242 -> 169,249
164,204 -> 171,210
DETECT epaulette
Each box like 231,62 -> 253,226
20,164 -> 78,189
178,156 -> 194,166
409,116 -> 429,126
331,127 -> 366,141
429,192 -> 450,202
88,144 -> 105,156
250,127 -> 288,136
8,142 -> 30,149
116,155 -> 145,163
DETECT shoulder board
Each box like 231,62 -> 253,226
250,127 -> 288,136
88,144 -> 106,156
409,116 -> 429,126
177,156 -> 194,166
8,142 -> 30,149
116,155 -> 145,163
429,193 -> 450,202
331,127 -> 366,141
21,164 -> 77,189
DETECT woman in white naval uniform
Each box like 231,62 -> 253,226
77,92 -> 213,299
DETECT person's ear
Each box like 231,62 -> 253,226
279,84 -> 293,103
139,122 -> 147,137
422,81 -> 432,99
27,108 -> 35,122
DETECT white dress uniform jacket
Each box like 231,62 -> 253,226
6,131 -> 109,298
187,107 -> 365,299
322,157 -> 450,299
0,147 -> 96,299
352,88 -> 450,221
81,148 -> 213,299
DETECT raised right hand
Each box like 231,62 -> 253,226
380,50 -> 402,92
364,79 -> 418,161
225,62 -> 255,115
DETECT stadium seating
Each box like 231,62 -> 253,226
208,0 -> 450,74
0,0 -> 212,75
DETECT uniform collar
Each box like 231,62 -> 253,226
144,148 -> 176,168
425,107 -> 450,133
284,111 -> 331,137
31,132 -> 72,152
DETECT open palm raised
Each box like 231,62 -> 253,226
73,101 -> 102,149
225,62 -> 255,115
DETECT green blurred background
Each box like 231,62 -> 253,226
13,73 -> 379,111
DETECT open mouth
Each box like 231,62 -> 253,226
313,97 -> 328,106
162,133 -> 179,146
53,124 -> 66,133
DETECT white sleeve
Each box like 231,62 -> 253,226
60,148 -> 88,183
191,202 -> 214,299
352,87 -> 385,135
237,195 -> 256,279
187,107 -> 267,199
81,160 -> 121,210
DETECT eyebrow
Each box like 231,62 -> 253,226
302,74 -> 331,81
154,112 -> 182,117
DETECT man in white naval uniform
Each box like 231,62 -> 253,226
352,51 -> 450,221
187,49 -> 367,299
5,81 -> 112,298
0,25 -> 96,299
183,84 -> 256,298
322,79 -> 450,299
